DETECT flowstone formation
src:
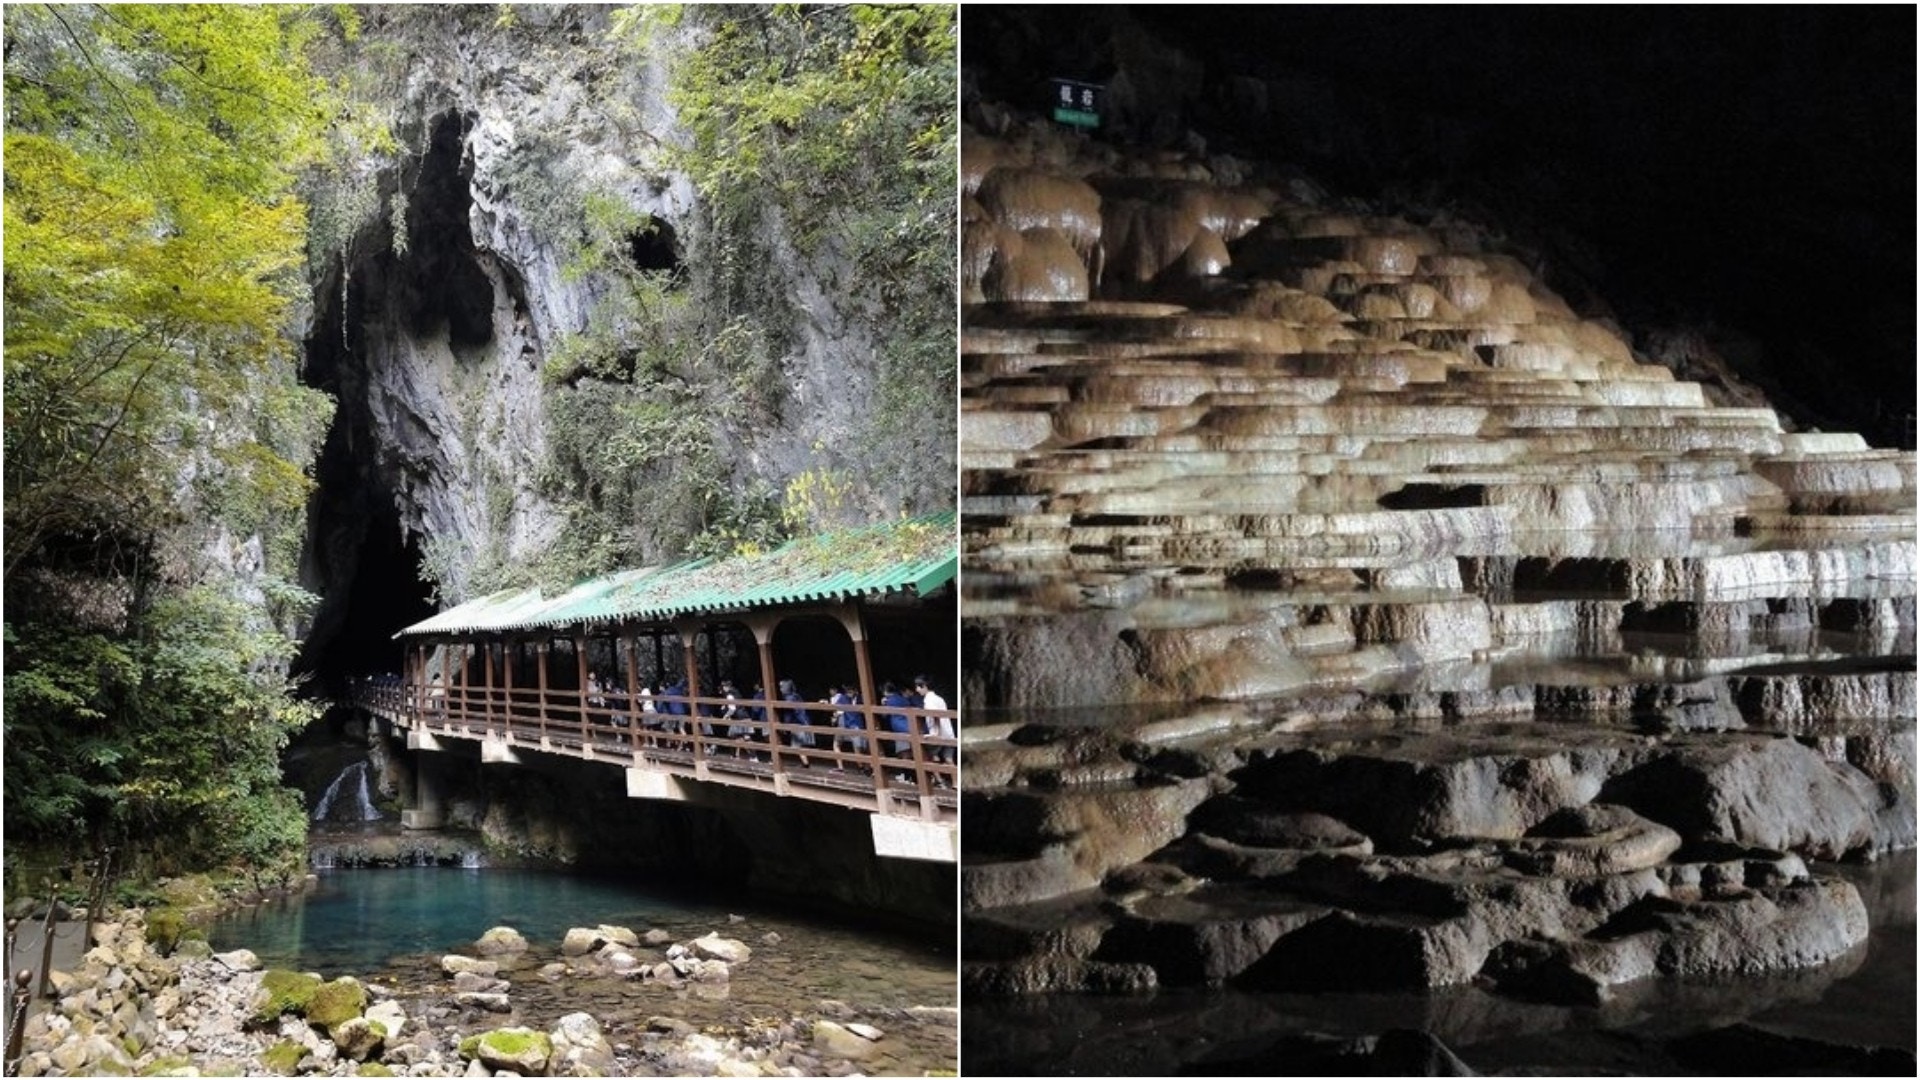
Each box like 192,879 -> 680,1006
959,116 -> 1916,1012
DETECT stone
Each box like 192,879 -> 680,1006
689,933 -> 752,964
812,1021 -> 877,1061
457,992 -> 513,1013
441,956 -> 500,978
642,929 -> 672,946
212,948 -> 259,972
594,924 -> 639,948
366,999 -> 409,1041
473,926 -> 529,955
333,1016 -> 386,1062
647,1016 -> 697,1038
474,1027 -> 553,1076
549,1011 -> 615,1077
560,927 -> 599,957
452,970 -> 509,994
305,977 -> 367,1035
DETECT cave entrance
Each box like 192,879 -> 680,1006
290,408 -> 437,700
627,217 -> 682,277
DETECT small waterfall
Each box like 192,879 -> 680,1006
311,850 -> 336,870
461,850 -> 483,869
312,761 -> 383,823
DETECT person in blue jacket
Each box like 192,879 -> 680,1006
833,684 -> 865,767
777,678 -> 813,767
880,680 -> 914,782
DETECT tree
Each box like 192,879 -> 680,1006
3,3 -> 337,876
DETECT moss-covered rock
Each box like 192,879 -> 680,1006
144,908 -> 189,955
251,970 -> 321,1026
138,1056 -> 194,1077
306,977 -> 367,1035
260,1040 -> 306,1076
356,1065 -> 395,1078
475,1027 -> 554,1075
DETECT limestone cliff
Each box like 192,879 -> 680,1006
295,6 -> 955,682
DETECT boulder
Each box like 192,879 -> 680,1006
475,1027 -> 554,1076
453,970 -> 509,994
457,992 -> 513,1013
560,928 -> 599,957
474,926 -> 529,955
211,948 -> 259,972
812,1020 -> 878,1061
332,1016 -> 385,1062
549,1012 -> 615,1077
442,955 -> 500,978
689,933 -> 752,964
304,978 -> 367,1036
365,999 -> 408,1041
595,924 -> 640,948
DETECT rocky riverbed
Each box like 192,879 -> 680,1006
16,909 -> 957,1076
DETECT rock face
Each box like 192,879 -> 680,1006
296,6 -> 954,673
959,107 -> 1915,1007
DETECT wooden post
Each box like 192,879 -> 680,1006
652,630 -> 665,688
483,641 -> 496,731
755,630 -> 780,776
503,639 -> 517,735
680,627 -> 702,762
536,640 -> 550,745
575,631 -> 591,752
439,641 -> 453,730
623,630 -> 642,754
846,606 -> 887,805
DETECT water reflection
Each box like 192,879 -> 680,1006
963,852 -> 1915,1075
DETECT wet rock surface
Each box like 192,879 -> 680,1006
957,96 -> 1916,1071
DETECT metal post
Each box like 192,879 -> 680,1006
36,879 -> 56,999
83,848 -> 110,953
6,969 -> 30,1073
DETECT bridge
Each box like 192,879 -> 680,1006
349,514 -> 959,862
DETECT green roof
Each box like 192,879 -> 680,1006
397,512 -> 956,638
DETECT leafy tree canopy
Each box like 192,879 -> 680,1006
3,3 -> 340,881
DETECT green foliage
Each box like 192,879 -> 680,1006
616,4 -> 958,512
4,587 -> 316,879
2,4 -> 332,881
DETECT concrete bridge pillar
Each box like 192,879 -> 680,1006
401,751 -> 446,830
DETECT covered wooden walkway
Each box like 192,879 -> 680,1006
347,514 -> 958,858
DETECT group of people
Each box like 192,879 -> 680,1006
579,672 -> 955,783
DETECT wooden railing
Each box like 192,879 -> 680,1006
346,677 -> 957,821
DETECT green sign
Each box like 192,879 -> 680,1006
1051,78 -> 1103,130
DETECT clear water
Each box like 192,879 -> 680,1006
962,853 -> 1915,1076
211,867 -> 957,1071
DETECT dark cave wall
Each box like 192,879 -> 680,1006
964,6 -> 1916,447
